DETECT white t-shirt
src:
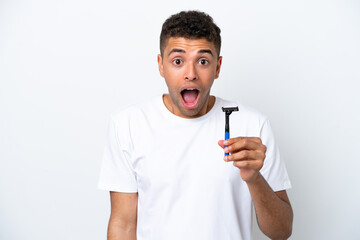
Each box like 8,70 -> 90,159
98,95 -> 291,240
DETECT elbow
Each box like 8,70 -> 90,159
276,202 -> 293,239
263,214 -> 293,240
270,231 -> 292,240
280,224 -> 293,240
108,218 -> 137,237
271,220 -> 293,240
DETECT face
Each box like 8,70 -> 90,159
158,37 -> 222,118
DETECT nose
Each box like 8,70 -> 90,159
184,62 -> 198,81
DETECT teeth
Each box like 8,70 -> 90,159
186,88 -> 195,90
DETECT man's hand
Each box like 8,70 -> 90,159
218,137 -> 267,183
219,137 -> 293,239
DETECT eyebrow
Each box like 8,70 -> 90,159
168,49 -> 185,57
167,48 -> 214,57
198,49 -> 213,56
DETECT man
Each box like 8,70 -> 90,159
98,10 -> 293,240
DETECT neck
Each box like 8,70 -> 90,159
205,95 -> 216,114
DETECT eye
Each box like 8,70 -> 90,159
173,59 -> 182,65
199,59 -> 208,65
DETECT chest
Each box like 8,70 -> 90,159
132,120 -> 246,195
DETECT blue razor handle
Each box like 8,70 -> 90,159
222,106 -> 239,157
224,131 -> 230,156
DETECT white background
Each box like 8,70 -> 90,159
1,0 -> 359,239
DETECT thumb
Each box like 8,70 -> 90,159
218,140 -> 225,148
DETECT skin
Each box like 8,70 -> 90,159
108,37 -> 293,240
157,37 -> 222,118
107,192 -> 137,240
218,137 -> 293,239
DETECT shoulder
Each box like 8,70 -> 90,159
106,96 -> 161,147
110,95 -> 161,123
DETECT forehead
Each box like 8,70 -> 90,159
164,37 -> 217,55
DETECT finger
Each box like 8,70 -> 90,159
224,137 -> 266,153
223,137 -> 246,146
224,149 -> 265,162
224,137 -> 262,148
232,159 -> 263,171
218,140 -> 225,148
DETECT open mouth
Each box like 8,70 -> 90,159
180,88 -> 200,108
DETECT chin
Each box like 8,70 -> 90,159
178,98 -> 207,118
180,108 -> 201,117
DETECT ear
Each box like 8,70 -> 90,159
157,54 -> 164,77
215,56 -> 222,79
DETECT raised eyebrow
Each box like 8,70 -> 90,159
168,49 -> 185,57
198,49 -> 213,56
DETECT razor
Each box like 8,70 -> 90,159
222,106 -> 239,156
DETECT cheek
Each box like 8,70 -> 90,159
163,76 -> 179,93
164,69 -> 183,86
200,65 -> 217,76
200,69 -> 217,84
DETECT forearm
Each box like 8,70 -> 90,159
107,218 -> 137,240
247,174 -> 293,240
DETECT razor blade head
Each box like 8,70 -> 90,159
222,106 -> 239,114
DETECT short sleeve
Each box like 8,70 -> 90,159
97,116 -> 138,192
259,119 -> 291,192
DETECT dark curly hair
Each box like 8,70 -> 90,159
160,11 -> 221,57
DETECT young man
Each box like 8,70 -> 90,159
98,11 -> 293,240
